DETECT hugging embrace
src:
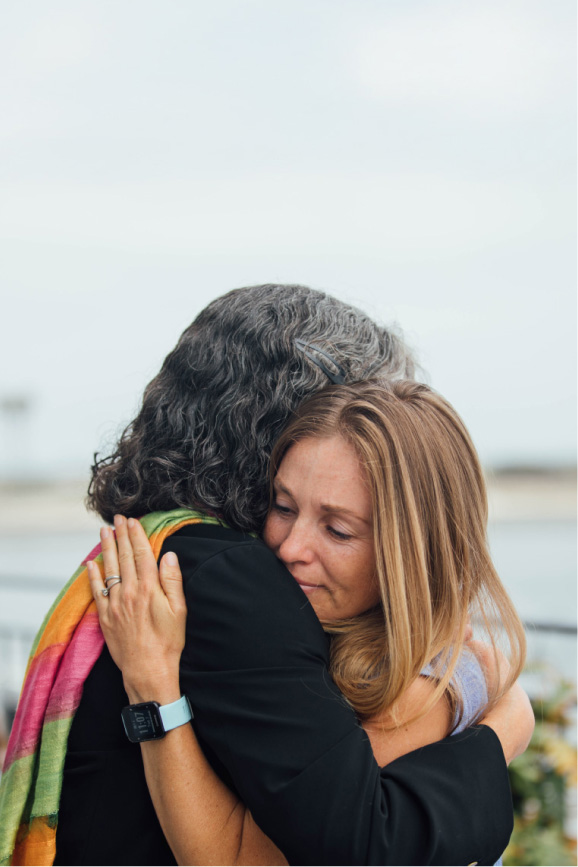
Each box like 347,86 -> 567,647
0,284 -> 533,866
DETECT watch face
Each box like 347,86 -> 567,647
121,702 -> 165,743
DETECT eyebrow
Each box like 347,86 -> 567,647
273,479 -> 371,526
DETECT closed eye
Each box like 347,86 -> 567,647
327,526 -> 352,541
272,501 -> 294,516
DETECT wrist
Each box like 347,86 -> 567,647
123,672 -> 181,706
121,694 -> 193,743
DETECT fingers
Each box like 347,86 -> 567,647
469,639 -> 511,694
89,515 -> 170,614
100,524 -> 122,583
112,515 -> 139,594
159,551 -> 186,615
87,560 -> 109,620
126,517 -> 163,592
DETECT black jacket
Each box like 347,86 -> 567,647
55,523 -> 512,866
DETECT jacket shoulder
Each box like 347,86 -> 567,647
159,522 -> 274,583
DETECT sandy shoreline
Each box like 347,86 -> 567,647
0,469 -> 575,534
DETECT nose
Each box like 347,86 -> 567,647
277,520 -> 315,566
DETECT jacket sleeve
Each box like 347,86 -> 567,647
175,538 -> 512,866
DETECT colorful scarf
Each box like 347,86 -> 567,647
0,509 -> 222,866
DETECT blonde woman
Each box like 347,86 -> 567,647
89,380 -> 531,866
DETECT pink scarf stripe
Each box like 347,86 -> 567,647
81,541 -> 103,565
45,612 -> 104,724
4,615 -> 103,772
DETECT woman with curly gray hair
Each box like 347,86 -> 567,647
14,284 -> 528,866
87,283 -> 413,530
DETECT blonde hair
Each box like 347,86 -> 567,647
269,381 -> 526,728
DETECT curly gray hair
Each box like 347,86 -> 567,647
88,283 -> 416,531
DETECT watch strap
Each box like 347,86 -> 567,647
158,695 -> 193,732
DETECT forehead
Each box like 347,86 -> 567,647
277,435 -> 370,505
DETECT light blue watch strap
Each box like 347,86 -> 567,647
158,695 -> 193,732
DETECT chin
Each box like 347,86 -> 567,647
310,603 -> 331,622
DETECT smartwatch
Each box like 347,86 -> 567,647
121,695 -> 193,743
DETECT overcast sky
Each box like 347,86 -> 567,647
1,0 -> 575,479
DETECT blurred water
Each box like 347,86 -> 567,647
488,520 -> 576,625
487,519 -> 576,686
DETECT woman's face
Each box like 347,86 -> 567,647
263,435 -> 379,622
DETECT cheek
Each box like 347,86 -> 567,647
350,553 -> 380,605
263,514 -> 283,550
364,579 -> 381,607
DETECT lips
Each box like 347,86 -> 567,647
294,578 -> 321,595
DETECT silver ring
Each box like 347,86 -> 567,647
103,578 -> 122,595
105,574 -> 121,585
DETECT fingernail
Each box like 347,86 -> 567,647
86,561 -> 93,572
165,552 -> 177,566
100,527 -> 110,540
114,515 -> 124,528
127,518 -> 135,529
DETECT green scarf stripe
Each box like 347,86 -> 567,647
33,718 -> 75,816
0,754 -> 37,860
139,508 -> 224,535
